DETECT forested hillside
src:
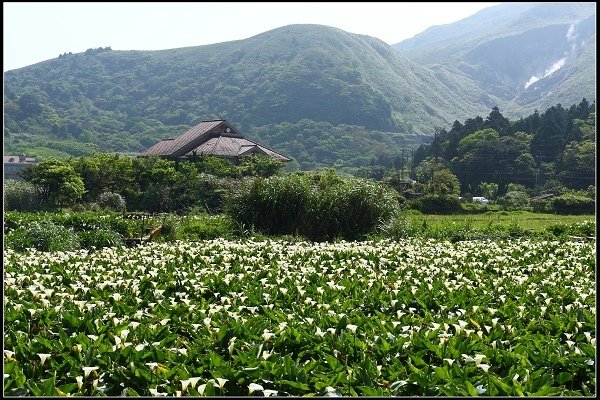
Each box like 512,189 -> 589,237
3,5 -> 596,171
4,24 -> 494,168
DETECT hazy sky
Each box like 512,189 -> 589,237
3,2 -> 499,71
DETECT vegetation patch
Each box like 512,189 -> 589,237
227,170 -> 400,241
3,238 -> 595,396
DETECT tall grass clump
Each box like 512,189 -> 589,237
227,174 -> 311,236
227,170 -> 399,240
77,229 -> 124,250
3,180 -> 42,211
5,221 -> 80,252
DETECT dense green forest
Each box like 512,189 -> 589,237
410,99 -> 596,196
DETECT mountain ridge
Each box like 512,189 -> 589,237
3,5 -> 596,171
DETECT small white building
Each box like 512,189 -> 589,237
4,155 -> 37,180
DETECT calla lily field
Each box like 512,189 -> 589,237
3,237 -> 596,396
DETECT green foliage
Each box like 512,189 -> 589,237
227,170 -> 400,241
549,194 -> 595,215
238,155 -> 285,177
530,198 -> 552,213
20,158 -> 85,207
251,120 -> 427,172
3,211 -> 133,238
5,221 -> 79,252
378,213 -> 420,239
417,100 -> 594,195
424,168 -> 461,197
506,183 -> 528,193
97,192 -> 126,211
414,157 -> 449,183
457,128 -> 499,154
193,155 -> 239,177
228,174 -> 311,236
407,195 -> 463,215
177,214 -> 238,240
77,229 -> 124,250
478,182 -> 499,200
546,220 -> 596,238
556,140 -> 596,190
3,180 -> 42,211
192,155 -> 285,178
70,154 -> 135,201
498,191 -> 530,210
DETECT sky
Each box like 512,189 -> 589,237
3,2 -> 500,72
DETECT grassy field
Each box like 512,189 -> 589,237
403,211 -> 596,232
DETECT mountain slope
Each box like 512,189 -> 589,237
4,24 -> 491,137
4,24 -> 497,168
394,2 -> 596,116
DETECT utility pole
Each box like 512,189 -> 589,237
432,128 -> 441,195
401,148 -> 405,179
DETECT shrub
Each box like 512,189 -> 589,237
546,223 -> 569,238
59,212 -> 131,236
549,194 -> 595,215
239,155 -> 285,177
3,180 -> 42,211
227,171 -> 399,241
498,191 -> 530,210
97,192 -> 126,211
409,195 -> 463,214
5,221 -> 79,252
546,220 -> 596,239
530,198 -> 551,213
380,214 -> 420,239
78,229 -> 124,249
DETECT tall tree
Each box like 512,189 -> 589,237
20,158 -> 85,207
531,104 -> 569,163
484,106 -> 510,135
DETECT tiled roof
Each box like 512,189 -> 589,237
141,120 -> 224,157
140,139 -> 176,156
142,119 -> 291,161
169,120 -> 224,157
185,135 -> 291,161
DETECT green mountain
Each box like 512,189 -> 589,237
393,2 -> 596,116
4,24 -> 493,169
4,6 -> 596,171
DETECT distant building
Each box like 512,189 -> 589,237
4,155 -> 37,180
140,119 -> 291,163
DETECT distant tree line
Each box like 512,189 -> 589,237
7,154 -> 285,213
411,99 -> 595,196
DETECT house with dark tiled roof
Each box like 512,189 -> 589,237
140,119 -> 291,163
